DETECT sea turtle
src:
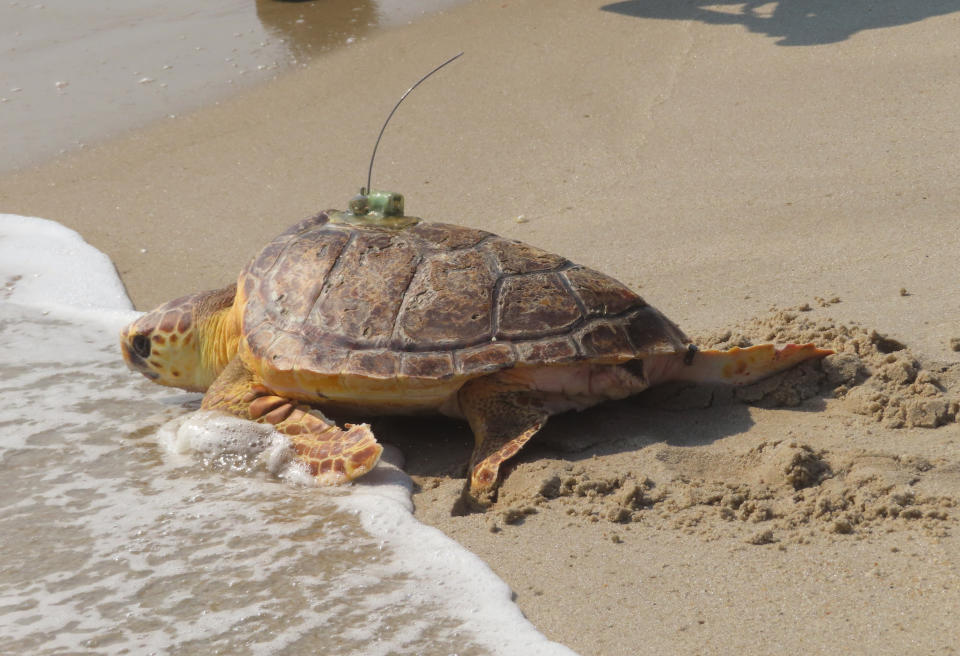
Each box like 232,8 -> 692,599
121,190 -> 831,508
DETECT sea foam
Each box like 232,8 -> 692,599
0,214 -> 578,656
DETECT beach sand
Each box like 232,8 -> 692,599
3,0 -> 960,653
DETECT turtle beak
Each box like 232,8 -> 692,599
119,330 -> 159,380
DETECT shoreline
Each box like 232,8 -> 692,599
0,0 -> 469,173
4,1 -> 960,654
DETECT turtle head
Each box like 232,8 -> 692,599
120,285 -> 239,392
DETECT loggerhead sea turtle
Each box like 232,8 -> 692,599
121,190 -> 831,509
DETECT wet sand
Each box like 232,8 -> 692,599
3,0 -> 960,653
0,0 -> 466,171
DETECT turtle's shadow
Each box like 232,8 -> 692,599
372,387 -> 828,481
523,387 -> 766,463
372,415 -> 474,481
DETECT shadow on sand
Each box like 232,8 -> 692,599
372,387 -> 828,484
602,0 -> 960,45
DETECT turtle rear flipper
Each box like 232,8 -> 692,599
202,357 -> 382,483
662,343 -> 833,386
453,375 -> 550,514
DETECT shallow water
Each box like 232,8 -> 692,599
0,215 -> 576,655
1,0 -> 468,171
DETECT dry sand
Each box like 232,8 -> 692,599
3,0 -> 960,653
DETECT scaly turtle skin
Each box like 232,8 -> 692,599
121,192 -> 831,509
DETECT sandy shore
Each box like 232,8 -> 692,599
4,0 -> 960,653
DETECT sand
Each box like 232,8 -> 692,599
3,0 -> 960,653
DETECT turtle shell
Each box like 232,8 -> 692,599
238,212 -> 689,385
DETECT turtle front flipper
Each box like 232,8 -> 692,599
453,375 -> 550,515
202,357 -> 382,484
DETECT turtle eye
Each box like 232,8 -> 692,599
131,334 -> 151,358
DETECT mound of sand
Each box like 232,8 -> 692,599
696,306 -> 960,428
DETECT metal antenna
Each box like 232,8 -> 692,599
365,52 -> 464,195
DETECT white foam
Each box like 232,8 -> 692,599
158,410 -> 316,485
0,213 -> 136,325
0,215 -> 579,656
162,409 -> 577,655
